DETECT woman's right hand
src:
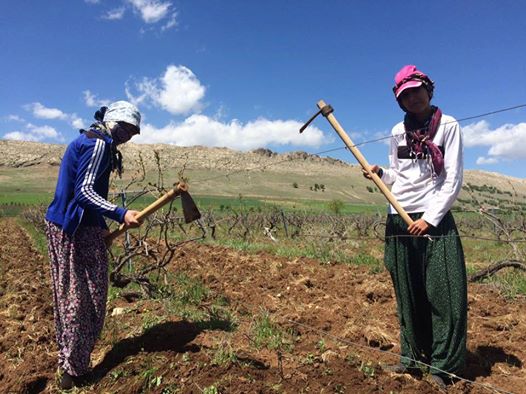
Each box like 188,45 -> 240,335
362,165 -> 380,179
124,210 -> 142,228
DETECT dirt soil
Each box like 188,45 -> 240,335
1,217 -> 525,394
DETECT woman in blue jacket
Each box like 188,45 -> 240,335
45,100 -> 142,389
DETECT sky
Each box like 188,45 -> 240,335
1,1 -> 526,178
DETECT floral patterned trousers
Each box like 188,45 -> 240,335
45,221 -> 108,376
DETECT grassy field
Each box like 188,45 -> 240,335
12,200 -> 526,300
2,158 -> 526,299
0,191 -> 54,206
0,189 -> 384,216
3,143 -> 526,393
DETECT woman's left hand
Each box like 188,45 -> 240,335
408,218 -> 430,236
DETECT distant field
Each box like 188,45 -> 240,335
2,140 -> 526,215
0,189 -> 384,216
0,163 -> 388,215
1,160 -> 379,201
0,191 -> 54,206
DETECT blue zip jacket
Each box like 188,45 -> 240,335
45,129 -> 127,235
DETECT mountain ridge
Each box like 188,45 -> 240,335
1,140 -> 525,208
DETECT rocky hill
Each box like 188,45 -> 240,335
0,140 -> 348,173
1,140 -> 525,209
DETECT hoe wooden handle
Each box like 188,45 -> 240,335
106,182 -> 189,242
317,100 -> 414,227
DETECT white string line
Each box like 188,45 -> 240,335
190,302 -> 517,394
186,228 -> 520,393
228,310 -> 515,394
353,102 -> 526,147
201,225 -> 526,243
197,214 -> 526,243
279,318 -> 515,394
294,232 -> 526,243
187,105 -> 524,393
193,102 -> 526,184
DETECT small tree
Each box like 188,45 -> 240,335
328,199 -> 345,215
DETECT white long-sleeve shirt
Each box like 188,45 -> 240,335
381,114 -> 463,227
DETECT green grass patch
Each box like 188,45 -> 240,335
16,217 -> 48,256
209,238 -> 383,272
183,194 -> 382,215
152,271 -> 237,331
0,192 -> 53,206
345,253 -> 383,273
465,264 -> 479,277
485,270 -> 526,298
0,185 -> 384,216
251,310 -> 294,352
174,273 -> 210,305
462,237 -> 510,265
210,342 -> 237,366
107,281 -> 143,302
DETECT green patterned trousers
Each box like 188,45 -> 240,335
384,211 -> 467,378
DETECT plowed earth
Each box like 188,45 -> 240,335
0,217 -> 525,393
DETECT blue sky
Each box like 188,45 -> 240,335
1,1 -> 526,177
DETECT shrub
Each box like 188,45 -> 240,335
328,199 -> 345,215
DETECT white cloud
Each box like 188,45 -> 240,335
3,131 -> 38,142
25,102 -> 67,120
71,116 -> 85,129
3,124 -> 64,142
30,124 -> 61,139
132,114 -> 329,150
23,102 -> 86,130
161,11 -> 177,30
476,156 -> 499,165
103,7 -> 126,20
128,65 -> 205,115
83,90 -> 111,108
90,0 -> 177,30
5,115 -> 25,122
124,64 -> 331,151
463,120 -> 526,162
127,0 -> 172,23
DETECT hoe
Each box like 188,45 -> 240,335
105,181 -> 201,242
300,100 -> 414,227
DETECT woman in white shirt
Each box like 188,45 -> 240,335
366,65 -> 467,388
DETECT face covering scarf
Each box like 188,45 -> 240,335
80,122 -> 123,178
111,124 -> 133,146
83,107 -> 125,177
404,105 -> 444,177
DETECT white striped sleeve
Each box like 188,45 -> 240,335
79,139 -> 118,211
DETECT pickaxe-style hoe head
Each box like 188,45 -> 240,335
180,190 -> 201,223
105,182 -> 202,243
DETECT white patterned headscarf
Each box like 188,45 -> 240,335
103,101 -> 141,130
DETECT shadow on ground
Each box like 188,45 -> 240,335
91,320 -> 203,382
464,345 -> 522,380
